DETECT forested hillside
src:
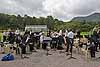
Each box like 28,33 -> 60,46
0,13 -> 99,32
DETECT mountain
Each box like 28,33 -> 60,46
71,13 -> 100,22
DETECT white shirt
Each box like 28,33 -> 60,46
67,31 -> 74,39
59,30 -> 62,36
26,36 -> 30,43
3,32 -> 6,36
15,30 -> 20,35
65,30 -> 68,37
40,35 -> 44,43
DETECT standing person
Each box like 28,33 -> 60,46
77,30 -> 80,47
8,31 -> 15,44
88,42 -> 96,58
19,34 -> 29,58
30,32 -> 37,52
97,28 -> 100,50
41,34 -> 48,50
57,30 -> 64,50
35,32 -> 40,49
66,29 -> 74,55
47,30 -> 51,37
15,34 -> 22,54
92,31 -> 98,52
40,32 -> 44,49
51,32 -> 58,50
64,30 -> 68,48
3,31 -> 7,42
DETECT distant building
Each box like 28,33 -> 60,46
25,25 -> 48,32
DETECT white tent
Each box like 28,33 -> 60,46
25,25 -> 47,32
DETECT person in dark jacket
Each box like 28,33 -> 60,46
15,34 -> 22,54
88,42 -> 96,58
19,35 -> 28,58
91,33 -> 98,52
51,33 -> 58,50
28,33 -> 35,52
57,35 -> 64,50
3,31 -> 7,42
9,31 -> 15,44
97,28 -> 100,50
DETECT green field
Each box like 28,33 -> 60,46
0,33 -> 3,42
80,31 -> 92,36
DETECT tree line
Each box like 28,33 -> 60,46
0,13 -> 99,32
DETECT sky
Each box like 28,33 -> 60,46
0,0 -> 100,21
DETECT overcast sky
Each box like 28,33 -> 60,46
0,0 -> 100,21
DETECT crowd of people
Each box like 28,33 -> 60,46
1,28 -> 100,59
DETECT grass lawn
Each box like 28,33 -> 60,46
80,31 -> 92,36
0,32 -> 3,42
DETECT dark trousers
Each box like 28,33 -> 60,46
90,51 -> 95,58
42,43 -> 48,50
57,43 -> 63,50
52,43 -> 57,49
98,43 -> 100,49
3,36 -> 6,42
90,47 -> 96,58
20,45 -> 26,54
29,44 -> 34,51
66,38 -> 73,53
16,44 -> 20,54
94,42 -> 98,51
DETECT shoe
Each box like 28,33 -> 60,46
66,53 -> 71,56
65,50 -> 68,52
96,51 -> 99,52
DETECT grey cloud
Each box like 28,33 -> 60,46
0,0 -> 45,16
0,0 -> 100,21
69,0 -> 100,16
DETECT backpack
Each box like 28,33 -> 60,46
1,53 -> 14,61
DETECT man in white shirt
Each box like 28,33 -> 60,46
66,29 -> 74,54
67,30 -> 74,39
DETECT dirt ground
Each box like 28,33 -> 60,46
0,49 -> 100,67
